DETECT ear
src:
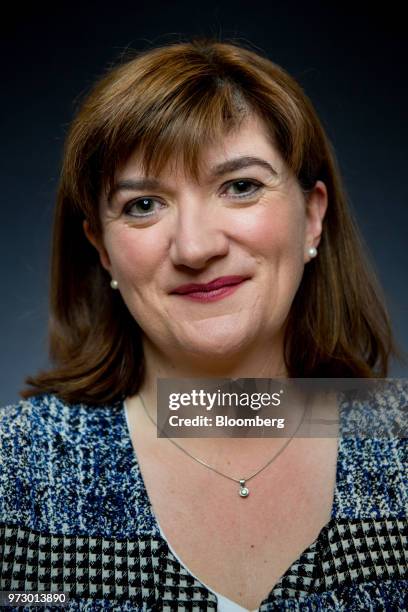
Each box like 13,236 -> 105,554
304,180 -> 328,262
83,219 -> 112,272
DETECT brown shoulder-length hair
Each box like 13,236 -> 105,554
21,37 -> 399,404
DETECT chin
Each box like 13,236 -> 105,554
179,328 -> 256,360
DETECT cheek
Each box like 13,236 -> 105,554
234,200 -> 306,260
104,226 -> 165,285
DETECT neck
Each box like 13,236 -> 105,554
139,332 -> 287,401
133,334 -> 290,447
125,334 -> 314,462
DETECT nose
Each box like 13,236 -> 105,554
169,201 -> 229,269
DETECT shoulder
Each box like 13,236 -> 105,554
0,392 -> 126,472
0,392 -> 123,440
336,379 -> 408,518
0,393 -> 130,531
340,378 -> 408,438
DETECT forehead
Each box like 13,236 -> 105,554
116,114 -> 285,184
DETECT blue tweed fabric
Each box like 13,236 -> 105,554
0,380 -> 407,611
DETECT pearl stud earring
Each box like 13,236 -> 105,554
110,279 -> 119,289
308,247 -> 318,258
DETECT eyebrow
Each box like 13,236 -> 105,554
211,155 -> 278,178
107,177 -> 162,206
107,155 -> 278,206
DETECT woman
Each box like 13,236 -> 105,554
0,38 -> 406,611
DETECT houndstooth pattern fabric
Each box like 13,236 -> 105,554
1,519 -> 407,609
0,381 -> 407,610
0,525 -> 218,610
267,518 -> 407,598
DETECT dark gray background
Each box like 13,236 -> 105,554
1,2 -> 407,406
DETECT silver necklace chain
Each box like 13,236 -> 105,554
138,391 -> 308,498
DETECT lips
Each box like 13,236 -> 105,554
172,276 -> 248,295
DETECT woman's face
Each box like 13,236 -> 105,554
85,114 -> 327,367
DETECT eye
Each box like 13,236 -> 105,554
223,179 -> 263,199
124,197 -> 163,218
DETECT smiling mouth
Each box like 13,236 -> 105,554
172,277 -> 248,302
172,275 -> 249,294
